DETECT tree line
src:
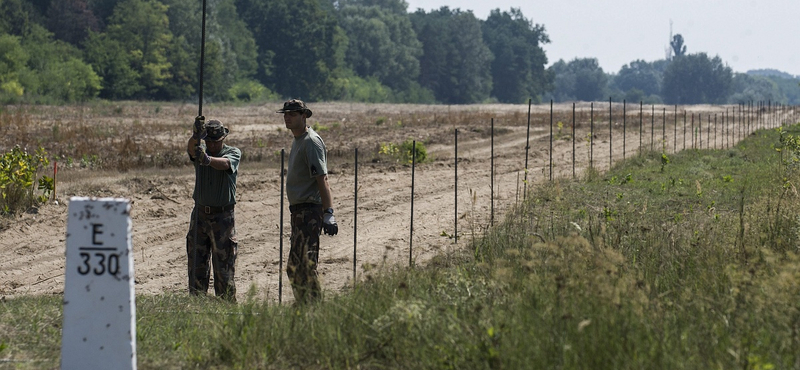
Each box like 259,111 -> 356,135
0,0 -> 798,105
542,33 -> 800,105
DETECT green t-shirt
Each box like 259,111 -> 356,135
192,144 -> 240,207
287,127 -> 327,205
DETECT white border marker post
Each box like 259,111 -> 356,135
61,197 -> 136,370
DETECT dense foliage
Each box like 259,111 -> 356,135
0,0 -> 554,104
548,33 -> 800,105
0,1 -> 798,105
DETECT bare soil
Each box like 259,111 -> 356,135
0,102 -> 745,303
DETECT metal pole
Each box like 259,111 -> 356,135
674,105 -> 677,153
662,107 -> 666,152
491,118 -> 494,225
591,102 -> 594,167
549,100 -> 553,181
523,99 -> 531,200
454,129 -> 458,242
609,98 -> 612,168
639,101 -> 643,153
699,114 -> 703,149
572,103 -> 576,178
410,141 -> 416,267
198,0 -> 207,117
279,149 -> 284,304
353,148 -> 358,283
650,105 -> 654,151
623,100 -> 626,159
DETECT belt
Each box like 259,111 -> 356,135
198,204 -> 235,214
289,203 -> 321,213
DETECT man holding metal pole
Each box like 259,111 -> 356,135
186,116 -> 241,302
279,99 -> 338,305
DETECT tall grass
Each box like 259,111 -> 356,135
2,125 -> 800,369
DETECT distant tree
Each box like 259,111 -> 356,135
747,69 -> 796,79
14,24 -> 101,102
482,8 -> 552,103
613,59 -> 662,97
548,57 -> 607,102
158,0 -> 258,101
88,0 -> 121,30
729,73 -> 785,104
411,7 -> 493,104
337,0 -> 408,14
766,75 -> 800,105
670,34 -> 686,58
0,34 -> 30,99
84,0 -> 173,99
84,31 -> 141,99
214,0 -> 259,81
236,0 -> 348,100
0,0 -> 37,36
661,53 -> 732,104
335,0 -> 422,92
45,0 -> 100,45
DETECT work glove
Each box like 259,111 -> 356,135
195,146 -> 211,166
322,209 -> 338,236
192,115 -> 206,140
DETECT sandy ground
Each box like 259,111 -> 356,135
0,102 -> 758,303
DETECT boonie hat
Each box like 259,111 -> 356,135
205,119 -> 229,141
276,99 -> 312,118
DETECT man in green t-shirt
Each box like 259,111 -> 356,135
186,117 -> 241,302
278,99 -> 338,304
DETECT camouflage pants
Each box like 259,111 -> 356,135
288,204 -> 323,304
186,207 -> 238,302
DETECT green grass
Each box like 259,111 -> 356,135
3,126 -> 800,369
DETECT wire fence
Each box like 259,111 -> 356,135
276,100 -> 798,294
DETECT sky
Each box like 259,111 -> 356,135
404,0 -> 800,77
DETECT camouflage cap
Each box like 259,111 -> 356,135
204,119 -> 229,141
276,99 -> 312,118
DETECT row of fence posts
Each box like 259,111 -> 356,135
273,100 -> 798,303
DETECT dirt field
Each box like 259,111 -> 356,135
0,101 -> 751,303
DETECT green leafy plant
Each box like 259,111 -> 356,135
0,145 -> 53,214
378,140 -> 429,164
400,139 -> 428,163
660,153 -> 670,172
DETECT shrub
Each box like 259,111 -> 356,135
400,139 -> 427,164
228,79 -> 278,102
0,146 -> 53,214
378,139 -> 429,164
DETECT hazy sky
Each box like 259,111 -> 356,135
404,0 -> 799,77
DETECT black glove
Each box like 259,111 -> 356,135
192,115 -> 206,140
322,209 -> 338,236
195,146 -> 211,166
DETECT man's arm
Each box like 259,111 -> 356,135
207,156 -> 230,170
187,137 -> 199,158
187,139 -> 231,170
315,174 -> 333,210
316,173 -> 338,236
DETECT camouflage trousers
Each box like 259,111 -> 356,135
186,206 -> 238,302
288,204 -> 323,304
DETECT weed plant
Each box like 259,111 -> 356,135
3,124 -> 800,369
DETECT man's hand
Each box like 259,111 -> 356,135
192,115 -> 206,140
322,210 -> 338,236
195,147 -> 211,166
